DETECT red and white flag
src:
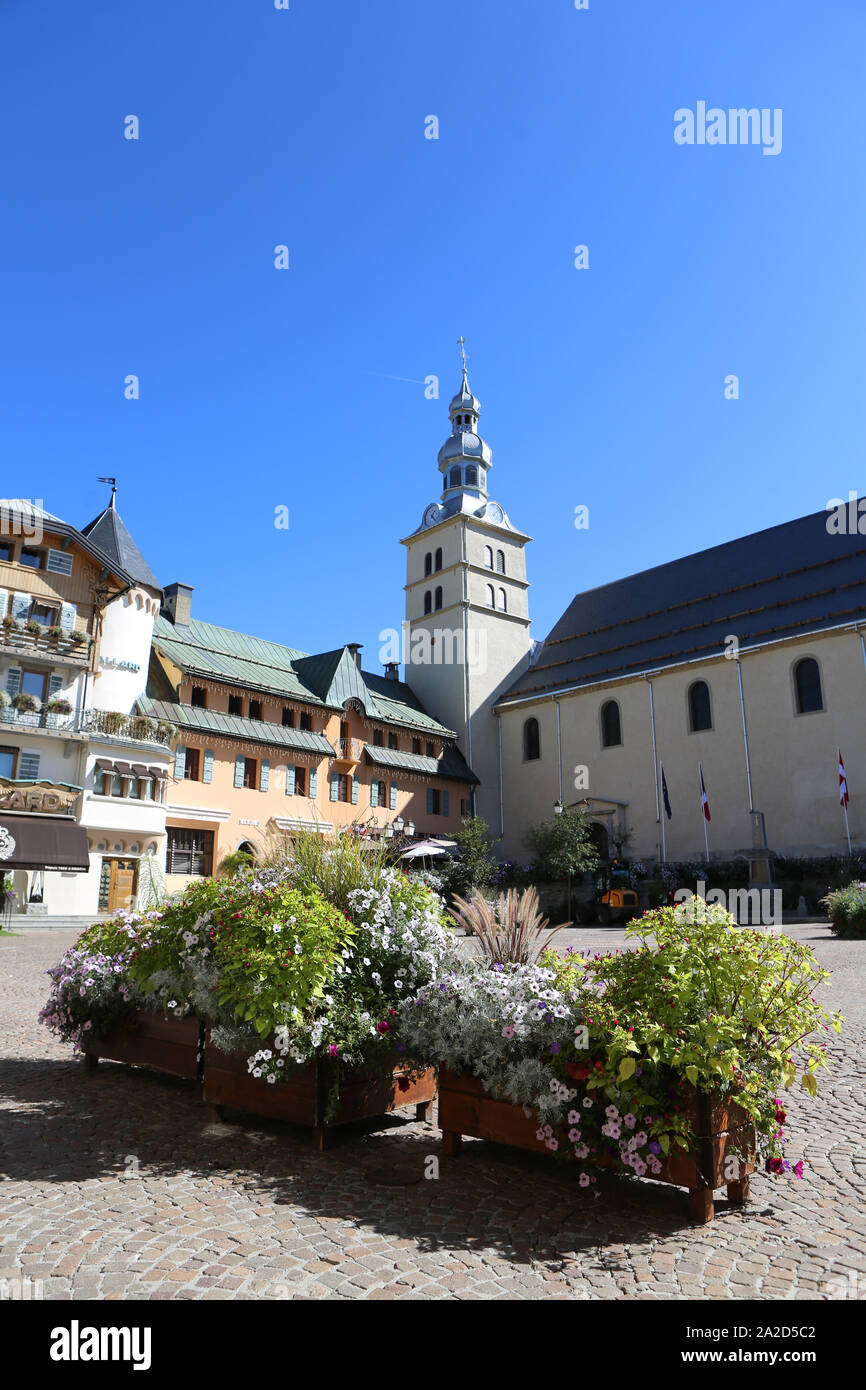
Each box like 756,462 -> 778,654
838,748 -> 849,808
699,763 -> 711,822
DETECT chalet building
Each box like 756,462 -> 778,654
0,495 -> 171,918
144,584 -> 476,891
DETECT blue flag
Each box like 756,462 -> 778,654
661,765 -> 672,820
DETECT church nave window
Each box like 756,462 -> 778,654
688,680 -> 713,733
523,717 -> 540,762
600,700 -> 622,748
794,657 -> 823,714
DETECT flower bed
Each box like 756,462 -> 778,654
203,1027 -> 434,1149
400,901 -> 842,1221
438,1068 -> 754,1222
82,1008 -> 202,1081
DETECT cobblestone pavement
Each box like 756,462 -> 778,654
1,926 -> 864,1301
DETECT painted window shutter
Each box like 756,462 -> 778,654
329,772 -> 339,801
261,759 -> 270,792
19,752 -> 40,779
202,749 -> 214,784
309,767 -> 317,798
6,668 -> 22,697
233,754 -> 245,788
46,549 -> 73,577
370,780 -> 379,807
175,745 -> 187,779
389,782 -> 397,811
60,602 -> 76,631
443,789 -> 450,817
351,776 -> 359,805
426,788 -> 434,815
48,674 -> 64,699
285,764 -> 295,796
0,588 -> 9,620
11,593 -> 30,622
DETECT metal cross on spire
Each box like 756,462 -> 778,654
457,335 -> 468,374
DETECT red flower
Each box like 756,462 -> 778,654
377,1021 -> 389,1034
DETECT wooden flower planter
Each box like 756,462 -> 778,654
202,1029 -> 436,1150
82,1009 -> 202,1081
438,1067 -> 755,1223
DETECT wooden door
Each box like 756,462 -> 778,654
108,858 -> 137,912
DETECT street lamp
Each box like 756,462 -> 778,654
394,815 -> 405,834
384,824 -> 394,839
406,821 -> 415,837
553,800 -> 563,816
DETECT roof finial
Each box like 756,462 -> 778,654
457,335 -> 468,383
97,476 -> 117,509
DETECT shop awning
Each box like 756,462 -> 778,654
0,815 -> 90,872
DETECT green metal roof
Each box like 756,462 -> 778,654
364,744 -> 478,786
140,698 -> 334,756
152,616 -> 458,739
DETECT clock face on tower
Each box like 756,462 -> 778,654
485,502 -> 503,525
423,504 -> 441,528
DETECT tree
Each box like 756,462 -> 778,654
442,816 -> 498,898
525,807 -> 599,921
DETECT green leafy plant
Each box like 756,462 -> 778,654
440,816 -> 498,898
821,880 -> 866,938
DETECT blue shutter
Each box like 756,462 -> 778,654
202,749 -> 214,784
6,669 -> 22,697
329,772 -> 339,802
309,767 -> 317,798
370,780 -> 379,807
174,745 -> 187,779
261,759 -> 270,792
0,589 -> 9,620
427,788 -> 434,816
351,776 -> 359,805
285,764 -> 295,796
389,782 -> 397,811
443,789 -> 450,817
234,754 -> 245,788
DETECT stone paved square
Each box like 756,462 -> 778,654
1,925 -> 863,1301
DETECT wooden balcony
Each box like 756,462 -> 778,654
0,626 -> 93,669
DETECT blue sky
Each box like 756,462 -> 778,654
2,0 -> 864,664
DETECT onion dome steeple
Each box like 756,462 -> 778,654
437,339 -> 492,504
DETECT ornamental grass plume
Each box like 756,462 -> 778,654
450,885 -> 566,965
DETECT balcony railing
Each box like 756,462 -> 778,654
78,710 -> 174,747
0,708 -> 76,733
333,737 -> 365,764
0,625 -> 93,665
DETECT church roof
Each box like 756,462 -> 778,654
499,507 -> 866,705
81,504 -> 161,592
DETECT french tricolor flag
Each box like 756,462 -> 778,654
699,763 -> 711,822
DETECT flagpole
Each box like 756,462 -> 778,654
838,747 -> 853,856
660,762 -> 667,865
843,803 -> 852,856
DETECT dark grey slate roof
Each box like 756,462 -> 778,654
500,507 -> 866,704
81,506 -> 161,592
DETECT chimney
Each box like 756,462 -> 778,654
347,642 -> 363,670
384,662 -> 400,682
162,582 -> 194,627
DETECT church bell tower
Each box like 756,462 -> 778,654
401,346 -> 532,830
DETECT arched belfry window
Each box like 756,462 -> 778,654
423,591 -> 432,615
484,545 -> 494,569
688,680 -> 712,732
466,466 -> 478,486
449,466 -> 461,488
523,717 -> 540,761
424,552 -> 432,576
601,699 -> 622,748
486,583 -> 495,608
496,550 -> 505,574
434,547 -> 442,571
794,657 -> 823,713
434,586 -> 443,611
498,587 -> 507,612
